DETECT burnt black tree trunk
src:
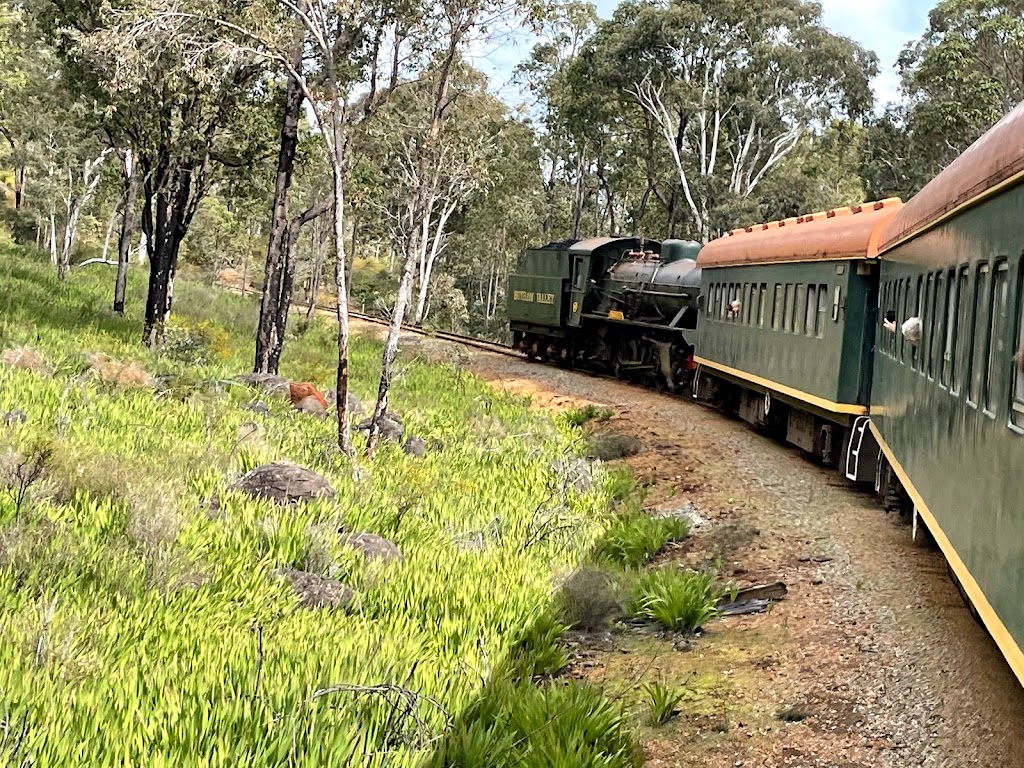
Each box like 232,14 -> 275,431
113,149 -> 138,316
138,135 -> 207,347
254,25 -> 306,375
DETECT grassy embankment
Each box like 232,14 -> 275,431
0,246 -> 656,766
0,246 -> 722,765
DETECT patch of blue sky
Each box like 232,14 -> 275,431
470,0 -> 936,112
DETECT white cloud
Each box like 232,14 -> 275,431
819,0 -> 932,108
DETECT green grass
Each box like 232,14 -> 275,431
626,568 -> 720,632
596,511 -> 689,569
0,246 -> 633,766
641,680 -> 687,726
562,403 -> 614,428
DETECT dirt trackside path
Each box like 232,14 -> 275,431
463,350 -> 1024,768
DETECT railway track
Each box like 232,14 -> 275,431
345,310 -> 522,359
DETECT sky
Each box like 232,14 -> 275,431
474,0 -> 936,111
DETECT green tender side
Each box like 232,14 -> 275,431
507,246 -> 570,331
872,186 -> 1024,672
697,260 -> 878,409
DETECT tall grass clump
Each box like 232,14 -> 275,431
0,245 -> 632,766
642,679 -> 688,726
596,511 -> 689,568
626,568 -> 720,632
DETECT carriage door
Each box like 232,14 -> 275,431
568,254 -> 591,327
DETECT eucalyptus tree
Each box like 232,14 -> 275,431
37,0 -> 276,344
898,0 -> 1024,178
362,0 -> 546,454
561,0 -> 876,242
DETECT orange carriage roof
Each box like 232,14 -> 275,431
877,102 -> 1024,253
697,198 -> 903,268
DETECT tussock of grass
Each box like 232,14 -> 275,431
642,679 -> 687,726
626,568 -> 720,632
429,677 -> 643,768
596,511 -> 689,568
563,403 -> 614,428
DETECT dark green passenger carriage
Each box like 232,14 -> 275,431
864,104 -> 1024,687
694,199 -> 902,462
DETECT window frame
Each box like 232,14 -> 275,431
985,260 -> 1009,416
967,263 -> 989,407
1011,261 -> 1024,431
803,284 -> 816,336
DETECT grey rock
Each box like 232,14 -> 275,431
295,395 -> 327,420
2,409 -> 27,426
659,502 -> 709,531
402,437 -> 426,457
244,401 -> 270,416
355,415 -> 404,443
552,457 -> 597,494
272,568 -> 353,610
228,462 -> 335,505
340,532 -> 404,562
326,390 -> 365,416
235,372 -> 291,398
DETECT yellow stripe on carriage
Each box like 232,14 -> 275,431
869,420 -> 1024,688
693,357 -> 869,415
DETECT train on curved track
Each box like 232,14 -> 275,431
508,103 -> 1024,689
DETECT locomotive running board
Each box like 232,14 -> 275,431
845,415 -> 880,483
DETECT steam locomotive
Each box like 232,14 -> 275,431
507,101 -> 1024,692
508,236 -> 702,393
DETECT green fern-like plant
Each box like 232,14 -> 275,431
642,679 -> 687,725
627,568 -> 720,632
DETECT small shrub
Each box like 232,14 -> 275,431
597,512 -> 688,569
626,568 -> 720,632
163,320 -> 231,366
557,565 -> 622,631
563,403 -> 614,428
125,484 -> 181,550
586,433 -> 642,461
777,706 -> 811,722
642,679 -> 687,725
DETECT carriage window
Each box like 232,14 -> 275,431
941,270 -> 956,387
923,274 -> 934,376
744,283 -> 754,324
772,285 -> 783,330
933,274 -> 946,382
759,284 -> 768,327
968,263 -> 990,406
794,284 -> 805,334
881,282 -> 892,356
1012,267 -> 1024,429
805,285 -> 817,335
898,279 -> 908,362
912,275 -> 923,369
985,262 -> 1009,414
719,284 -> 727,319
816,284 -> 828,338
784,284 -> 795,332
